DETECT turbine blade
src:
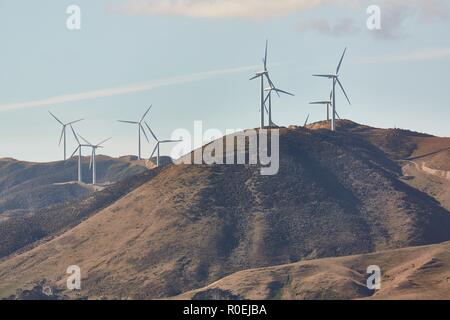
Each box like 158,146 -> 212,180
309,101 -> 329,105
273,88 -> 294,96
58,127 -> 64,146
67,119 -> 84,126
265,74 -> 280,98
304,114 -> 310,127
144,122 -> 158,141
336,78 -> 351,105
335,110 -> 342,120
140,105 -> 152,123
118,120 -> 139,124
96,137 -> 112,147
313,74 -> 335,78
160,139 -> 182,143
150,144 -> 158,159
48,111 -> 64,125
264,39 -> 268,71
263,92 -> 270,105
140,124 -> 150,143
89,151 -> 93,170
70,147 -> 79,159
336,47 -> 347,74
70,124 -> 80,144
78,134 -> 92,146
249,74 -> 260,81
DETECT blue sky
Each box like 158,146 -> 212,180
0,0 -> 449,162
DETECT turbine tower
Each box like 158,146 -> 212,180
250,40 -> 270,129
145,122 -> 181,167
118,106 -> 152,160
69,125 -> 89,183
48,111 -> 83,160
313,48 -> 351,131
263,81 -> 294,128
78,135 -> 111,185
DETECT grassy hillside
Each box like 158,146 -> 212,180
0,123 -> 449,299
176,241 -> 450,300
0,156 -> 148,215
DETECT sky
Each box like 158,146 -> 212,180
0,0 -> 449,162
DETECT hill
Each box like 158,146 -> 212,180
0,168 -> 162,259
0,121 -> 449,299
0,156 -> 148,216
175,240 -> 450,300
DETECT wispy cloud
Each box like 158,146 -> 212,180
109,0 -> 338,19
111,0 -> 450,24
297,18 -> 359,37
355,47 -> 450,64
0,64 -> 268,112
371,0 -> 449,40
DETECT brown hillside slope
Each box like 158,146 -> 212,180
306,120 -> 450,210
176,241 -> 450,300
0,125 -> 449,299
0,156 -> 148,215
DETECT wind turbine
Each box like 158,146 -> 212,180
250,40 -> 270,129
309,91 -> 333,121
48,111 -> 83,160
69,125 -> 90,183
145,122 -> 182,167
118,106 -> 152,160
263,81 -> 294,128
78,135 -> 111,185
313,48 -> 351,131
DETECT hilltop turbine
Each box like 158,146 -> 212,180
263,81 -> 294,128
250,40 -> 271,129
69,125 -> 89,183
48,111 -> 83,160
313,48 -> 351,131
309,91 -> 333,121
78,135 -> 111,185
145,122 -> 181,167
118,106 -> 152,160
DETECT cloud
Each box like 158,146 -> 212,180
111,0 -> 450,23
109,0 -> 337,19
297,18 -> 359,37
355,47 -> 450,64
0,64 -> 267,112
371,0 -> 449,40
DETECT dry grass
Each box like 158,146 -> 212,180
0,122 -> 449,299
175,241 -> 450,300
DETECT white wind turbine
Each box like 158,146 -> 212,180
250,40 -> 270,129
78,135 -> 111,185
263,80 -> 294,128
69,125 -> 90,183
118,106 -> 152,160
309,91 -> 333,122
145,122 -> 182,167
313,48 -> 351,131
49,111 -> 83,160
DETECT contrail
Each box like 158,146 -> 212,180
0,63 -> 281,112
